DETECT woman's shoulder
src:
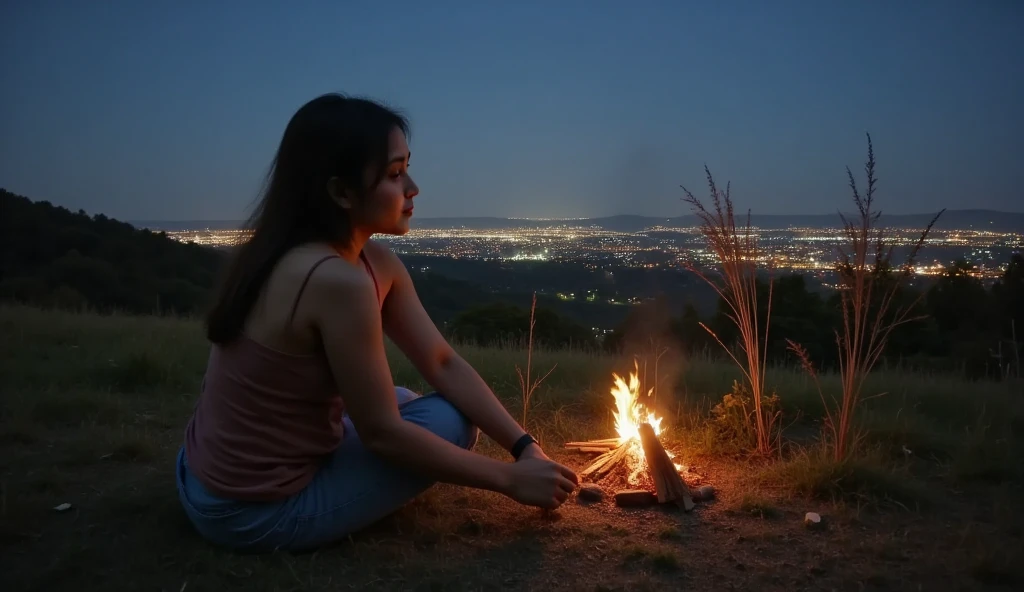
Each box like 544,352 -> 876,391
265,244 -> 367,306
275,244 -> 348,283
361,239 -> 412,288
273,241 -> 404,315
362,239 -> 403,269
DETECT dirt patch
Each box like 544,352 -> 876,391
2,438 -> 1021,592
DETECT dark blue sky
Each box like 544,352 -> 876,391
2,0 -> 1021,220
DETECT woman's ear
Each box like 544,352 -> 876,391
327,177 -> 355,210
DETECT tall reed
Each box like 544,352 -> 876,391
681,166 -> 779,455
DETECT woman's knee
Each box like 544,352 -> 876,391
405,394 -> 479,450
394,386 -> 419,406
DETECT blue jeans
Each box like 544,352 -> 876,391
176,387 -> 479,552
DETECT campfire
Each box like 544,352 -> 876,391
565,363 -> 695,511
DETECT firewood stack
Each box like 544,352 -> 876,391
576,441 -> 630,482
565,424 -> 694,512
563,438 -> 620,454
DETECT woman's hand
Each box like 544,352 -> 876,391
501,457 -> 578,509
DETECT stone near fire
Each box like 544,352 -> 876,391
614,489 -> 657,507
804,512 -> 823,529
694,485 -> 715,501
578,484 -> 605,502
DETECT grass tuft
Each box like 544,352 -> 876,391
620,545 -> 681,572
658,526 -> 683,540
736,492 -> 781,519
649,550 -> 681,572
102,350 -> 169,392
758,445 -> 935,509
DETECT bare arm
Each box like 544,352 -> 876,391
380,251 -> 543,457
310,263 -> 513,492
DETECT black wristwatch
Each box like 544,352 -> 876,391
510,433 -> 538,460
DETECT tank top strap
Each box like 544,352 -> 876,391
287,254 -> 340,325
325,244 -> 382,309
359,250 -> 381,308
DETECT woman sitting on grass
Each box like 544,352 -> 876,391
176,93 -> 579,552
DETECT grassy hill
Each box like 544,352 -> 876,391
2,305 -> 1022,590
1,188 -> 223,315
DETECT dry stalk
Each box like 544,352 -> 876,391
680,166 -> 778,455
516,292 -> 556,431
790,133 -> 943,461
786,340 -> 839,445
650,337 -> 669,403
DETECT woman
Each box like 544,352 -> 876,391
176,93 -> 579,552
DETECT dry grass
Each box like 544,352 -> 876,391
680,166 -> 780,456
515,292 -> 556,432
789,134 -> 944,462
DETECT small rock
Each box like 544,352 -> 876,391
614,489 -> 657,507
804,512 -> 823,529
694,485 -> 715,501
53,503 -> 72,512
578,484 -> 605,502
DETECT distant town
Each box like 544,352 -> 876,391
143,216 -> 1022,285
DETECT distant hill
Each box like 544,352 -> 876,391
132,209 -> 1024,233
1,189 -> 224,314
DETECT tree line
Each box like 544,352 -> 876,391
606,261 -> 1022,380
1,189 -> 223,315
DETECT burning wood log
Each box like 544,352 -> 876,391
578,442 -> 629,482
564,438 -> 620,452
638,422 -> 695,511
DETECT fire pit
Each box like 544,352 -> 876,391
565,363 -> 695,511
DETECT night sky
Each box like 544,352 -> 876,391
1,0 -> 1021,221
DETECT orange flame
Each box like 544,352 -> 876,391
611,361 -> 662,444
609,360 -> 681,485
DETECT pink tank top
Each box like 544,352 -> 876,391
184,251 -> 380,501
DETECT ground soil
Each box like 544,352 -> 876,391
3,437 -> 1020,592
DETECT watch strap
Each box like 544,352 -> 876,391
510,433 -> 537,460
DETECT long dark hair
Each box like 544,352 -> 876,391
205,93 -> 409,344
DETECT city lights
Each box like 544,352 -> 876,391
161,223 -> 1021,282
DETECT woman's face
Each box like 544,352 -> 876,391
350,127 -> 418,236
